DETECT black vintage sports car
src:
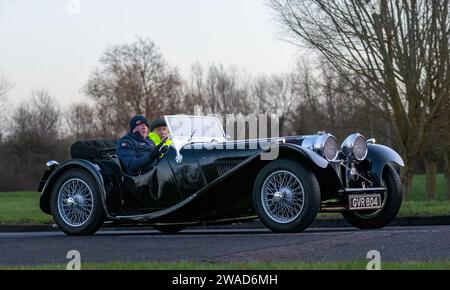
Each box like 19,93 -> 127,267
38,115 -> 404,235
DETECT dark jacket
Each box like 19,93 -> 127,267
117,132 -> 158,175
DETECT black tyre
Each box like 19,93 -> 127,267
153,224 -> 185,234
253,159 -> 321,233
342,164 -> 402,229
50,168 -> 104,236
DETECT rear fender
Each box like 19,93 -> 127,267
39,159 -> 111,218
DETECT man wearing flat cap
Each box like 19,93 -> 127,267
117,115 -> 165,175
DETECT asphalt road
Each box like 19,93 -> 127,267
1,225 -> 450,266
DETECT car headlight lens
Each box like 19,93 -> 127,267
341,133 -> 368,161
302,133 -> 339,161
322,135 -> 339,161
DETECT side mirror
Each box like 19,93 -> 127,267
226,135 -> 232,141
367,138 -> 376,144
46,160 -> 59,169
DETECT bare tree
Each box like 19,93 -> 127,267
186,63 -> 254,115
270,0 -> 450,199
0,73 -> 12,101
291,59 -> 324,134
65,102 -> 97,140
10,90 -> 61,141
253,72 -> 299,135
205,64 -> 253,115
0,72 -> 13,139
1,90 -> 66,190
291,57 -> 395,143
436,93 -> 450,199
85,37 -> 183,137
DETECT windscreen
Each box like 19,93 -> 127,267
166,116 -> 225,139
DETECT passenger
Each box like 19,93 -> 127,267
149,118 -> 173,146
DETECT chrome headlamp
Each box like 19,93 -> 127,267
302,133 -> 339,161
341,133 -> 368,161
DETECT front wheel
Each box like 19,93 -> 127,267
253,159 -> 321,233
50,168 -> 104,236
342,164 -> 402,229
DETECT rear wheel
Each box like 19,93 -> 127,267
50,168 -> 104,236
253,159 -> 320,233
342,164 -> 402,229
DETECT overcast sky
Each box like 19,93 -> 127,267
0,0 -> 300,107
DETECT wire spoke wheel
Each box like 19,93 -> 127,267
341,165 -> 403,229
254,160 -> 320,233
261,170 -> 305,224
57,178 -> 94,227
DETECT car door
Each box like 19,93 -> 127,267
167,146 -> 207,199
119,147 -> 185,212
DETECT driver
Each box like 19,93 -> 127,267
117,115 -> 167,175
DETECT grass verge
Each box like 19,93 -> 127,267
2,261 -> 450,270
0,191 -> 52,224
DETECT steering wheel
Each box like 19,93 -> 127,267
157,136 -> 172,155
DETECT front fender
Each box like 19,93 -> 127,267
39,159 -> 111,217
366,144 -> 404,186
263,143 -> 343,195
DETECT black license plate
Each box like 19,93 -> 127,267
348,194 -> 382,210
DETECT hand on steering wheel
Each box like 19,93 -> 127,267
156,136 -> 171,154
158,144 -> 170,154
